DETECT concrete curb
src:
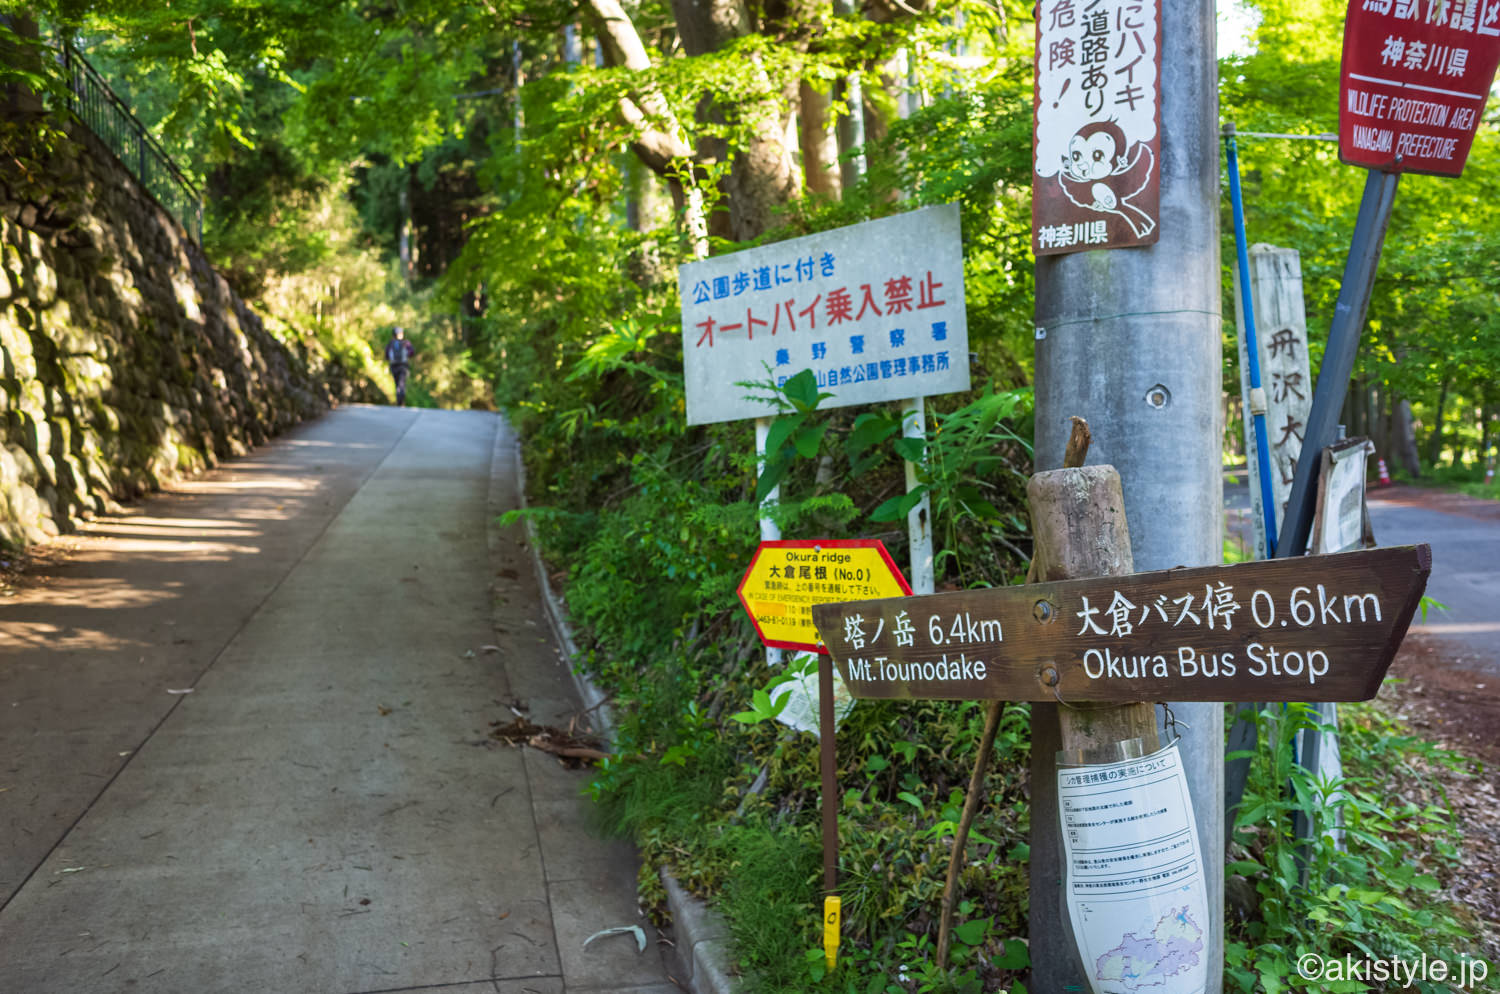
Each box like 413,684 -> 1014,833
508,426 -> 615,739
505,421 -> 740,994
661,871 -> 738,994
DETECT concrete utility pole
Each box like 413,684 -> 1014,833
1030,0 -> 1223,990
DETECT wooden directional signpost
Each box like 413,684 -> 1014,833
813,545 -> 1430,705
812,536 -> 1429,990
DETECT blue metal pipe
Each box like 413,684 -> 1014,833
1225,125 -> 1280,558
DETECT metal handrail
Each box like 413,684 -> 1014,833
59,42 -> 203,244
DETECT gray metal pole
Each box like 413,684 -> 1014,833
1030,1 -> 1223,990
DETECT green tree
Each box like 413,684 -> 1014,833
1220,0 -> 1500,475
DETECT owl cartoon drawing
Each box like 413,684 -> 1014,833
1058,121 -> 1157,239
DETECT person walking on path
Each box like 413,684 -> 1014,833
385,326 -> 416,406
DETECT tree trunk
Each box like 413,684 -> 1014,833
398,178 -> 413,286
670,0 -> 750,54
864,57 -> 896,145
671,0 -> 803,240
1340,376 -> 1368,441
586,0 -> 710,256
625,154 -> 672,285
1481,401 -> 1494,469
626,153 -> 672,233
833,74 -> 867,188
798,80 -> 841,198
723,93 -> 801,239
1,14 -> 44,119
593,0 -> 803,245
1358,379 -> 1372,440
1224,392 -> 1244,462
1427,376 -> 1450,469
1394,397 -> 1421,477
1370,383 -> 1391,468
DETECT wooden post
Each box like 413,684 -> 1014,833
938,417 -> 1127,968
820,653 -> 837,892
1028,463 -> 1157,989
1029,463 -> 1158,745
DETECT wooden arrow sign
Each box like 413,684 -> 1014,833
810,545 -> 1430,703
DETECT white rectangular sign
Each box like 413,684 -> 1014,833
678,204 -> 970,426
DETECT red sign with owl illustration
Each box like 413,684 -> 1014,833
1032,0 -> 1163,256
1339,0 -> 1500,178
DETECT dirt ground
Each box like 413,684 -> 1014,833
1379,633 -> 1500,959
1370,485 -> 1500,524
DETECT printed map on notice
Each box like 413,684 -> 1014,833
1094,904 -> 1206,991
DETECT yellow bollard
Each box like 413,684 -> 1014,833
823,896 -> 841,970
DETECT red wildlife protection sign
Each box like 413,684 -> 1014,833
1340,0 -> 1500,177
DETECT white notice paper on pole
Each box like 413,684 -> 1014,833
1058,742 -> 1209,994
770,653 -> 854,738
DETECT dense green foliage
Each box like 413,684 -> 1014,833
8,0 -> 501,405
480,25 -> 1048,981
1225,701 -> 1477,993
1219,1 -> 1500,475
15,0 -> 1498,450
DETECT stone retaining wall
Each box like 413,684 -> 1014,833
0,120 -> 379,549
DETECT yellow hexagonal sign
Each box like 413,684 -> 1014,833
737,540 -> 912,653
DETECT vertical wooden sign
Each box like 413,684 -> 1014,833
1232,244 -> 1314,557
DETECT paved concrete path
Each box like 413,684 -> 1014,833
0,407 -> 674,994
